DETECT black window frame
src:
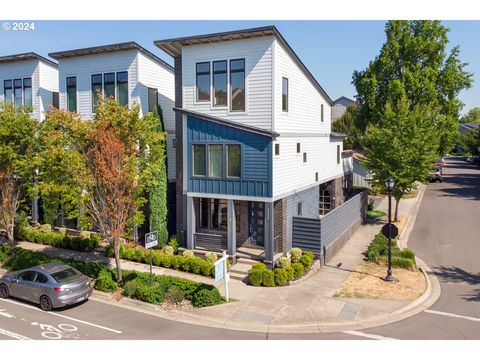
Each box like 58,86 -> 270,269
315,172 -> 319,182
297,202 -> 303,216
199,198 -> 240,232
208,144 -> 224,178
66,76 -> 77,112
230,58 -> 245,112
275,143 -> 280,156
303,152 -> 307,163
282,77 -> 288,112
91,74 -> 103,113
227,144 -> 241,178
321,104 -> 324,122
13,78 -> 22,106
213,60 -> 227,107
296,142 -> 301,154
196,62 -> 210,102
3,80 -> 13,103
52,92 -> 59,109
337,145 -> 341,164
23,77 -> 32,108
192,144 -> 207,177
148,87 -> 159,113
104,72 -> 116,100
116,71 -> 128,107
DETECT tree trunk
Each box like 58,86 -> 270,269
113,239 -> 122,283
6,222 -> 14,243
394,197 -> 401,222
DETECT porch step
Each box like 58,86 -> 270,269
229,257 -> 259,282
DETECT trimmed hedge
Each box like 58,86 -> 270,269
366,232 -> 417,270
247,255 -> 313,287
94,269 -> 116,293
299,251 -> 314,270
274,268 -> 289,286
292,263 -> 304,279
20,226 -> 100,253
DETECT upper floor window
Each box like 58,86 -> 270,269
193,144 -> 206,177
230,59 -> 245,112
213,61 -> 227,107
52,92 -> 59,110
282,77 -> 288,112
116,72 -> 128,106
66,76 -> 77,112
275,143 -> 280,156
303,152 -> 307,163
3,80 -> 13,104
13,79 -> 22,106
297,202 -> 303,216
297,143 -> 301,154
104,72 -> 115,99
321,104 -> 324,122
23,78 -> 32,108
196,62 -> 210,102
148,87 -> 158,113
209,144 -> 223,178
337,145 -> 341,164
227,144 -> 241,178
91,74 -> 102,112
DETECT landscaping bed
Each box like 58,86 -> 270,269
0,243 -> 223,308
365,232 -> 416,270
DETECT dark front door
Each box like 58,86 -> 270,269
249,202 -> 265,247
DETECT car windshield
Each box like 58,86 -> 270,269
50,268 -> 82,284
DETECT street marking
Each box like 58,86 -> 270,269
0,327 -> 32,340
425,310 -> 480,322
342,330 -> 398,340
0,308 -> 15,318
0,298 -> 122,334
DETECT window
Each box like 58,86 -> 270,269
66,76 -> 77,112
196,62 -> 210,102
319,183 -> 332,216
52,92 -> 59,109
18,271 -> 36,282
23,78 -> 32,108
303,152 -> 307,163
275,143 -> 280,156
337,145 -> 341,164
200,198 -> 209,227
213,60 -> 227,107
117,72 -> 128,106
297,202 -> 303,216
91,74 -> 102,112
104,72 -> 115,99
148,87 -> 158,113
51,268 -> 81,284
321,104 -> 324,122
172,138 -> 177,148
315,172 -> 318,182
193,144 -> 206,177
13,79 -> 22,106
227,144 -> 241,178
35,272 -> 49,284
230,59 -> 245,112
199,198 -> 240,231
297,143 -> 301,154
209,144 -> 223,177
4,80 -> 12,104
282,77 -> 288,112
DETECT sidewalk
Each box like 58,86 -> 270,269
8,184 -> 440,333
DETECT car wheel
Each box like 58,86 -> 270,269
0,283 -> 9,298
39,295 -> 53,311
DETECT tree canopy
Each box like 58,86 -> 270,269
460,107 -> 480,124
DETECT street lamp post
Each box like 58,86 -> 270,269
384,177 -> 395,282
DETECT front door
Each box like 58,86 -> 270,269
248,202 -> 265,247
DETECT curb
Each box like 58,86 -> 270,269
398,183 -> 426,249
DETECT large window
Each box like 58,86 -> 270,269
227,144 -> 241,178
66,76 -> 77,112
199,198 -> 240,231
209,144 -> 223,178
196,62 -> 210,102
23,78 -> 32,108
117,71 -> 128,106
104,72 -> 115,99
230,59 -> 245,112
13,79 -> 22,106
282,77 -> 288,112
193,144 -> 206,177
3,80 -> 12,104
213,61 -> 227,107
91,74 -> 102,112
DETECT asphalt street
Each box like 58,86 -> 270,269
0,157 -> 479,340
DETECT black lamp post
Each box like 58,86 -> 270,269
384,176 -> 395,282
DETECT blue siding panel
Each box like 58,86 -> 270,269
186,116 -> 272,197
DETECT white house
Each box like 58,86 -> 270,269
0,52 -> 58,121
49,42 -> 176,183
155,26 -> 353,262
331,96 -> 356,122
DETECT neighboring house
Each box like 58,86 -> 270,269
351,152 -> 372,188
154,26 -> 352,262
0,52 -> 59,121
331,96 -> 355,122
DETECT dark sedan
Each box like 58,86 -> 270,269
0,263 -> 92,311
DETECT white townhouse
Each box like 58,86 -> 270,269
154,26 -> 358,264
0,52 -> 59,121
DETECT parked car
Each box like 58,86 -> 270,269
429,166 -> 443,183
0,263 -> 92,311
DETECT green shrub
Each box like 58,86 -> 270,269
248,268 -> 264,286
124,248 -> 135,261
168,235 -> 181,251
130,282 -> 165,305
274,268 -> 289,286
201,261 -> 214,277
205,252 -> 218,263
105,245 -> 114,258
262,269 -> 275,287
251,262 -> 267,271
290,248 -> 303,263
292,263 -> 304,279
123,279 -> 141,297
58,227 -> 67,236
188,257 -> 203,274
169,255 -> 183,270
284,266 -> 294,281
165,287 -> 185,304
133,249 -> 145,263
162,255 -> 173,268
164,246 -> 174,256
182,249 -> 194,258
119,244 -> 126,258
300,251 -> 314,270
90,233 -> 102,243
80,231 -> 91,239
277,256 -> 291,269
399,248 -> 415,260
392,256 -> 416,270
40,224 -> 52,233
192,288 -> 223,308
152,251 -> 164,267
94,270 -> 117,293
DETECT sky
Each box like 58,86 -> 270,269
0,20 -> 478,114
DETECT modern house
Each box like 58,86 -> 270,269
154,26 -> 357,263
0,52 -> 59,121
331,96 -> 355,122
49,42 -> 177,231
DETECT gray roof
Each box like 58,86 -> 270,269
49,41 -> 173,72
460,122 -> 480,131
173,107 -> 279,139
330,131 -> 347,139
333,96 -> 355,105
154,26 -> 333,106
0,52 -> 57,68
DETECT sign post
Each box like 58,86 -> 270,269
144,231 -> 158,287
213,251 -> 229,302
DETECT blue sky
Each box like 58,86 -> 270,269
0,20 -> 478,114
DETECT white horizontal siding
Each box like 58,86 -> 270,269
38,61 -> 59,120
182,36 -> 274,131
0,59 -> 41,121
273,39 -> 331,134
272,136 -> 343,199
58,50 -> 138,120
